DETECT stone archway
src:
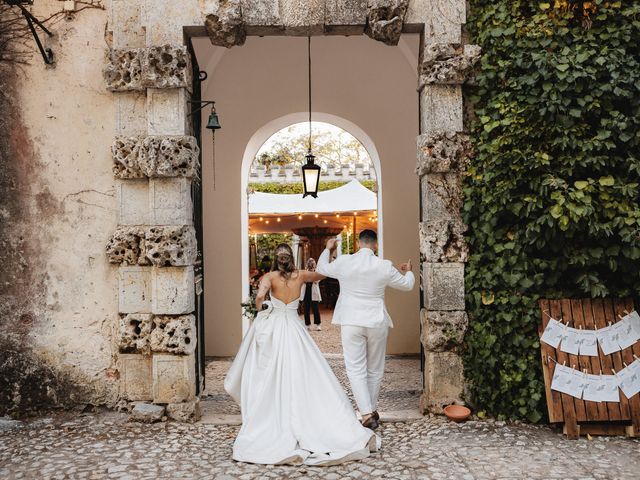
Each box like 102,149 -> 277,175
103,0 -> 479,421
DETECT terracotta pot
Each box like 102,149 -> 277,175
443,404 -> 471,423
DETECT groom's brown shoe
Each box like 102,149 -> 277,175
362,414 -> 379,430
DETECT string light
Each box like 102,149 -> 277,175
315,213 -> 319,218
323,219 -> 328,224
259,217 -> 263,221
265,220 -> 270,224
298,215 -> 303,220
353,212 -> 357,216
277,217 -> 281,222
336,214 -> 340,218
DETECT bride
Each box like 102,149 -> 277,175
225,243 -> 377,466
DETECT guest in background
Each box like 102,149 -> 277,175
300,257 -> 322,331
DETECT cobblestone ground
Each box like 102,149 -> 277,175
202,355 -> 422,415
203,307 -> 422,416
1,412 -> 639,479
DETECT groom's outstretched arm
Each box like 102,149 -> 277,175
316,248 -> 339,278
387,260 -> 415,291
316,238 -> 341,278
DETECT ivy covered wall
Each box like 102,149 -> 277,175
463,1 -> 640,421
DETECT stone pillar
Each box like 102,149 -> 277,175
416,16 -> 480,413
104,8 -> 201,421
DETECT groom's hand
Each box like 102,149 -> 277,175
326,238 -> 337,251
398,260 -> 412,273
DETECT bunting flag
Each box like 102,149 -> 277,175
541,310 -> 640,355
550,359 -> 640,402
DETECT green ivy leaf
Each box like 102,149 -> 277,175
598,176 -> 615,186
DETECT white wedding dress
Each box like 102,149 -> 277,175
224,296 -> 378,466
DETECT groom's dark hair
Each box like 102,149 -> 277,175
359,229 -> 377,244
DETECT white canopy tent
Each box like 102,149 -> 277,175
248,179 -> 377,215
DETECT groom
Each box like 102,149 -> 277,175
316,229 -> 414,429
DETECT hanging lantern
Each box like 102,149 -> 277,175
301,36 -> 321,198
302,152 -> 321,198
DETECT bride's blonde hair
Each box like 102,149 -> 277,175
271,243 -> 296,280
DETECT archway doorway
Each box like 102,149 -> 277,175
192,35 -> 422,417
246,120 -> 381,352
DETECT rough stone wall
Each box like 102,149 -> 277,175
416,3 -> 480,413
105,0 -> 202,419
0,2 -> 119,416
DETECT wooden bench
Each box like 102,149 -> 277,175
538,298 -> 640,439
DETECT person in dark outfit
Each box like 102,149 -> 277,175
300,257 -> 322,331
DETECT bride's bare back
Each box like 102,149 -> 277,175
256,270 -> 324,309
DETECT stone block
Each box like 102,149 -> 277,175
151,266 -> 195,314
364,0 -> 409,46
166,399 -> 201,423
420,85 -> 463,133
117,180 -> 150,226
107,226 -> 148,265
112,136 -> 199,179
419,220 -> 467,263
139,136 -> 199,178
423,262 -> 465,311
129,402 -> 165,422
420,351 -> 465,413
147,88 -> 190,135
203,0 -> 247,47
420,309 -> 467,352
152,353 -> 196,403
418,0 -> 464,44
416,131 -> 473,176
325,0 -> 367,33
150,314 -> 197,355
104,47 -> 191,92
149,178 -> 193,226
420,173 -> 462,223
119,314 -> 154,353
141,0 -> 201,46
280,0 -> 325,35
118,266 -> 152,313
419,43 -> 481,87
113,136 -> 144,178
115,92 -> 147,135
144,225 -> 197,266
104,48 -> 143,91
242,0 -> 283,34
110,0 -> 146,49
141,45 -> 192,89
117,353 -> 153,401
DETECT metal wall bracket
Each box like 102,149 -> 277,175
4,0 -> 54,65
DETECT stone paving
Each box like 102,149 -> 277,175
3,309 -> 639,479
202,354 -> 422,415
202,306 -> 423,416
1,411 -> 639,479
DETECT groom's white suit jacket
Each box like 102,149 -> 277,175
316,247 -> 415,329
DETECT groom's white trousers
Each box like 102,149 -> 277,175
340,325 -> 388,415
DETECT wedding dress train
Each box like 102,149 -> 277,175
224,297 -> 377,466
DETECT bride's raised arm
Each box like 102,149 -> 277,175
255,274 -> 272,311
300,270 -> 325,283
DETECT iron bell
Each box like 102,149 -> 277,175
207,109 -> 221,130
